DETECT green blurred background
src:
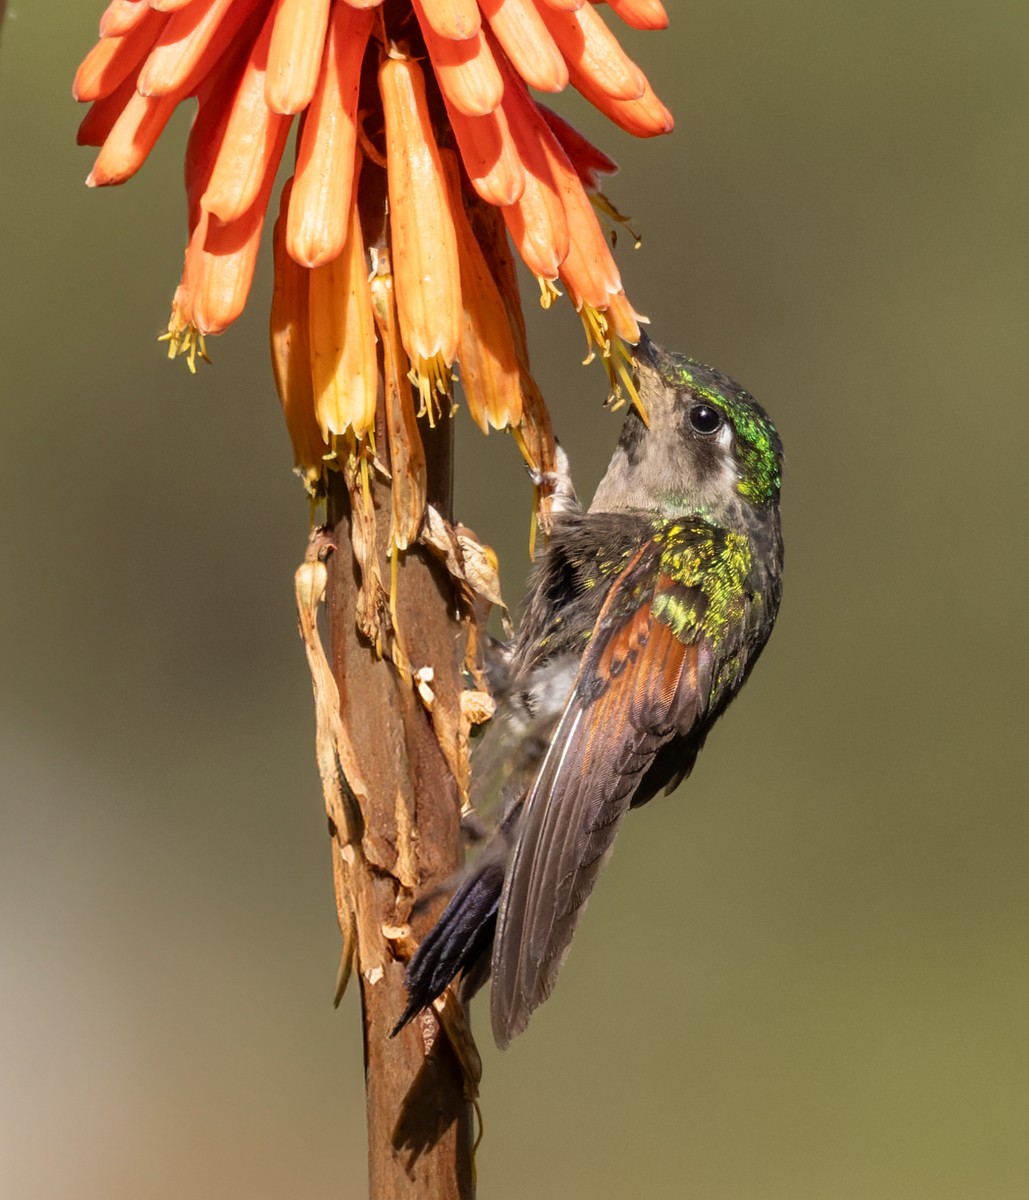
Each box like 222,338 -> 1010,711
3,3 -> 1028,1197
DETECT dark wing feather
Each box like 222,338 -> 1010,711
490,547 -> 715,1046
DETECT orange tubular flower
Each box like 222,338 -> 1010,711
479,0 -> 566,92
201,9 -> 292,225
265,0 -> 332,115
412,0 -> 503,117
534,1 -> 646,102
287,3 -> 374,267
72,8 -> 168,103
380,53 -> 461,402
540,104 -> 617,190
271,180 -> 328,482
308,179 -> 378,438
442,151 -> 523,433
600,0 -> 669,32
74,0 -> 672,485
443,100 -> 526,207
98,1 -> 154,40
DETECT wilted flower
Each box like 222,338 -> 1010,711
74,0 -> 672,489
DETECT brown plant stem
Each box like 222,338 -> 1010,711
325,415 -> 475,1199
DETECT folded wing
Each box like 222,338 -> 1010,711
491,538 -> 718,1046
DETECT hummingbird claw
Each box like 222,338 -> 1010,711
527,443 -> 580,515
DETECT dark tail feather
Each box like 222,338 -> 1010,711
391,858 -> 504,1036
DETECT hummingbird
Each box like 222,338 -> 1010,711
395,334 -> 785,1047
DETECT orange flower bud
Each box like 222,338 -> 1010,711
529,127 -> 623,313
185,45 -> 250,230
201,9 -> 293,224
478,0 -> 567,93
569,62 -> 673,136
414,0 -> 503,117
138,0 -> 264,98
98,0 -> 153,39
443,102 -> 526,207
380,55 -> 461,367
265,0 -> 331,115
73,7 -> 167,102
535,0 -> 646,101
493,51 -> 569,278
604,289 -> 642,345
190,106 -> 290,334
601,0 -> 669,31
415,0 -> 481,41
76,72 -> 137,147
502,165 -> 568,281
287,2 -> 374,267
464,198 -> 557,484
86,89 -> 179,185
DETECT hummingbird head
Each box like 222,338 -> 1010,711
590,334 -> 783,519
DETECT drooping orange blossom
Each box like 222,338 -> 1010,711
74,0 -> 672,502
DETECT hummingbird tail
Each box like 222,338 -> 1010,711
391,856 -> 505,1036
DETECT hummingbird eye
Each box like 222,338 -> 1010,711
689,403 -> 723,435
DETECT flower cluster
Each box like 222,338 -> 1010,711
74,0 -> 671,488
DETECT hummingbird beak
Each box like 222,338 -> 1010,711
628,333 -> 660,428
632,329 -> 661,368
